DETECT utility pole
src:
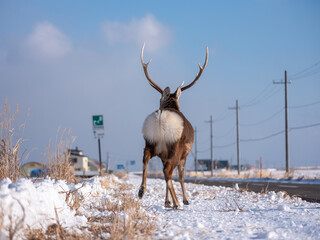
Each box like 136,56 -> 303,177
285,71 -> 289,174
273,71 -> 290,174
194,126 -> 198,175
229,100 -> 240,175
106,152 -> 110,174
98,137 -> 102,176
205,116 -> 214,176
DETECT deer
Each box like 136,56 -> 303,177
138,44 -> 208,209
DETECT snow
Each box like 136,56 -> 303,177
184,167 -> 320,184
1,173 -> 320,239
189,167 -> 320,178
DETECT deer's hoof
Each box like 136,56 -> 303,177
138,186 -> 145,199
173,205 -> 179,209
183,200 -> 190,205
165,201 -> 172,208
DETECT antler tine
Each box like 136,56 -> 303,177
141,43 -> 163,94
181,46 -> 209,92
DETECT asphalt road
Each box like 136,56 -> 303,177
146,174 -> 320,203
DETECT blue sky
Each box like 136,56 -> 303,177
1,0 -> 319,171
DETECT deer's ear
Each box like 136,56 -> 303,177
163,87 -> 171,98
175,87 -> 181,100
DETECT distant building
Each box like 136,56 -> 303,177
69,147 -> 89,172
197,159 -> 230,171
230,164 -> 254,171
21,162 -> 47,177
69,147 -> 105,176
21,148 -> 105,177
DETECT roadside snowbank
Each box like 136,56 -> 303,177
1,174 -> 319,239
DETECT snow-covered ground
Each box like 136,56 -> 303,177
1,173 -> 320,239
188,167 -> 320,180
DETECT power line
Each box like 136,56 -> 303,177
198,136 -> 211,145
197,147 -> 210,153
290,67 -> 320,80
241,82 -> 273,107
241,85 -> 282,108
240,130 -> 285,142
289,100 -> 320,109
238,122 -> 320,143
213,110 -> 233,123
289,59 -> 320,80
213,125 -> 236,138
240,108 -> 284,127
290,122 -> 320,130
214,141 -> 236,148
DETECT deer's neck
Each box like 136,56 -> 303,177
160,99 -> 180,111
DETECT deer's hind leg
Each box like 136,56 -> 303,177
165,183 -> 171,208
178,159 -> 189,205
163,162 -> 180,209
138,147 -> 152,199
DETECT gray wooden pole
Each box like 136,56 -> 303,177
284,70 -> 289,174
236,100 -> 240,175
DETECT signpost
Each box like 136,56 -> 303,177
92,115 -> 104,176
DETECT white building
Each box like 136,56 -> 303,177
69,147 -> 89,172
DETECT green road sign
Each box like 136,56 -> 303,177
92,115 -> 103,127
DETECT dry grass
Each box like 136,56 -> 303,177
23,173 -> 157,239
0,205 -> 4,239
24,207 -> 92,240
100,191 -> 157,239
0,100 -> 28,182
95,174 -> 157,239
25,225 -> 91,240
0,199 -> 26,240
44,127 -> 76,183
59,182 -> 86,212
113,170 -> 129,180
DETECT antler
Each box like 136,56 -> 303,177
141,43 -> 163,94
181,46 -> 209,92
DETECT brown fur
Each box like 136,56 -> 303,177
139,108 -> 194,208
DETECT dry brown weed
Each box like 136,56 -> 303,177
59,182 -> 86,212
113,170 -> 129,180
107,193 -> 157,239
0,100 -> 28,182
24,207 -> 91,240
15,173 -> 157,239
97,173 -> 157,239
44,127 -> 76,183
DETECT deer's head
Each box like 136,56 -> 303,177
141,44 -> 208,111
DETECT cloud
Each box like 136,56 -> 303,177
25,22 -> 72,59
101,14 -> 172,52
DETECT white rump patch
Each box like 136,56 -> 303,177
142,110 -> 184,150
